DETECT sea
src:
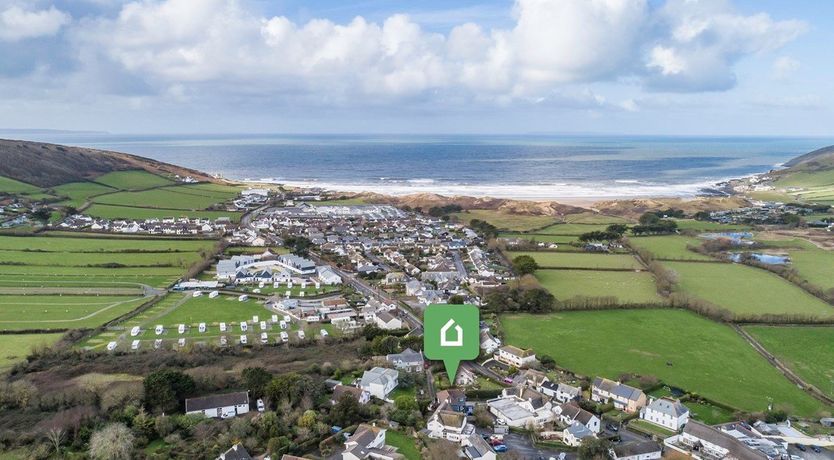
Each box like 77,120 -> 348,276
10,133 -> 834,201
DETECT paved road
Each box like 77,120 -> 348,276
451,250 -> 468,278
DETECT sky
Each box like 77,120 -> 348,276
0,0 -> 832,136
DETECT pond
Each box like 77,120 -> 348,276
729,253 -> 790,265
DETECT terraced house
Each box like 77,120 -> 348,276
591,377 -> 647,413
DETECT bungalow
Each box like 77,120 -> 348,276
217,443 -> 252,460
611,441 -> 663,460
640,398 -> 690,432
555,402 -> 601,434
563,423 -> 595,447
331,385 -> 371,405
591,377 -> 647,413
359,367 -> 399,401
385,348 -> 424,372
186,391 -> 250,419
494,345 -> 537,368
375,310 -> 403,330
427,403 -> 475,444
342,424 -> 401,460
487,387 -> 553,428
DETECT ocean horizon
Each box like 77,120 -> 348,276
10,133 -> 834,201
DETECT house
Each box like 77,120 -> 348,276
479,330 -> 500,354
427,403 -> 475,443
464,434 -> 496,460
375,310 -> 403,330
611,441 -> 663,460
555,402 -> 601,434
385,348 -> 424,372
405,280 -> 424,296
186,391 -> 250,419
591,377 -> 647,413
342,424 -> 402,460
487,387 -> 553,428
517,368 -> 549,388
640,398 -> 689,432
494,345 -> 536,368
359,367 -> 399,400
317,266 -> 343,285
332,385 -> 371,405
217,443 -> 252,460
563,423 -> 595,447
436,389 -> 467,413
673,420 -> 767,460
541,382 -> 581,403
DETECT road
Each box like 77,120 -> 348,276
451,250 -> 468,278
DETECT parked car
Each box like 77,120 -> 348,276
796,444 -> 807,452
606,423 -> 619,432
257,399 -> 265,412
812,446 -> 821,454
494,445 -> 508,453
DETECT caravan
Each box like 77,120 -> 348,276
198,323 -> 206,333
208,290 -> 220,298
280,331 -> 289,342
259,321 -> 267,331
192,291 -> 202,297
219,322 -> 227,332
155,325 -> 164,335
131,340 -> 140,350
240,335 -> 248,345
240,322 -> 248,332
260,332 -> 268,344
178,324 -> 185,334
130,326 -> 141,337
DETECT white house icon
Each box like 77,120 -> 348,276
440,318 -> 463,347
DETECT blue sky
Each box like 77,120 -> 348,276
0,0 -> 832,135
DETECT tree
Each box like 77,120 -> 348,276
143,369 -> 195,414
242,367 -> 273,399
638,212 -> 661,225
578,437 -> 612,460
89,423 -> 135,460
331,394 -> 362,426
447,294 -> 465,304
297,410 -> 317,428
45,427 -> 65,457
371,335 -> 399,355
395,395 -> 418,412
512,255 -> 539,276
539,354 -> 556,370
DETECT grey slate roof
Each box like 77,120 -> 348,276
613,441 -> 662,459
186,391 -> 249,412
683,421 -> 768,460
217,443 -> 252,460
647,397 -> 689,417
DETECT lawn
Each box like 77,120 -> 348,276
0,249 -> 203,267
672,219 -> 750,232
499,233 -> 578,244
784,247 -> 834,291
665,261 -> 834,319
500,310 -> 828,416
0,176 -> 40,194
149,295 -> 269,327
0,295 -> 148,330
92,186 -> 233,210
85,203 -> 241,222
0,235 -> 214,252
534,223 -> 612,236
451,209 -> 557,231
384,430 -> 421,460
0,333 -> 64,370
745,325 -> 834,399
93,170 -> 174,190
564,213 -> 632,224
507,251 -> 641,269
534,269 -> 663,305
51,181 -> 117,207
627,235 -> 714,261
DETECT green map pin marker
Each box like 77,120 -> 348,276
424,304 -> 479,383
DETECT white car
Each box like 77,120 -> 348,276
238,294 -> 248,302
259,321 -> 267,331
240,322 -> 248,332
280,331 -> 289,342
106,341 -> 118,351
252,288 -> 261,294
131,340 -> 140,350
219,322 -> 227,332
297,330 -> 305,339
178,324 -> 185,334
155,325 -> 164,335
257,399 -> 265,412
260,332 -> 268,344
320,329 -> 329,337
130,326 -> 141,337
178,338 -> 186,347
208,290 -> 220,298
198,323 -> 206,333
153,339 -> 162,349
240,335 -> 248,345
192,291 -> 202,297
279,321 -> 287,330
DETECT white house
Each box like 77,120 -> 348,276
331,384 -> 371,405
555,402 -> 601,434
427,404 -> 475,444
374,310 -> 403,330
611,441 -> 663,460
342,424 -> 394,460
487,387 -> 553,428
317,266 -> 343,285
541,382 -> 581,403
186,391 -> 250,419
359,367 -> 399,401
563,423 -> 595,447
217,443 -> 252,460
674,421 -> 767,460
640,398 -> 689,432
494,345 -> 536,368
385,348 -> 424,372
464,434 -> 497,460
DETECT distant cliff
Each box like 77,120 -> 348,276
782,145 -> 834,170
0,138 -> 217,187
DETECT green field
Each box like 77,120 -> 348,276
746,325 -> 834,398
672,219 -> 750,232
148,295 -> 268,327
501,310 -> 827,416
532,223 -> 613,236
451,210 -> 557,231
0,235 -> 214,252
507,251 -> 641,269
0,333 -> 64,369
92,186 -> 235,210
666,261 -> 834,319
499,233 -> 578,244
628,235 -> 714,261
785,247 -> 834,291
535,269 -> 663,304
93,170 -> 174,190
85,203 -> 241,221
309,198 -> 369,206
0,295 -> 148,330
384,430 -> 421,460
564,213 -> 632,224
51,181 -> 117,207
0,176 -> 40,194
0,249 -> 202,267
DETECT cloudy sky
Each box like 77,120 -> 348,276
0,0 -> 831,135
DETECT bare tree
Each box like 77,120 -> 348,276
89,423 -> 135,460
45,427 -> 65,457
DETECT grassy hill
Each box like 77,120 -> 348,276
0,138 -> 216,188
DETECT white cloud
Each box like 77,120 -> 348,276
772,56 -> 800,79
0,4 -> 70,42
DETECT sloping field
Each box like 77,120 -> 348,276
92,186 -> 234,210
0,295 -> 148,330
501,310 -> 827,416
451,209 -> 557,231
85,203 -> 241,222
628,235 -> 714,261
665,261 -> 834,319
535,223 -> 611,236
0,333 -> 64,369
51,181 -> 117,207
94,170 -> 174,190
507,251 -> 641,269
535,269 -> 663,305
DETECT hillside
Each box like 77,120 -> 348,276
0,138 -> 218,187
782,145 -> 834,170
